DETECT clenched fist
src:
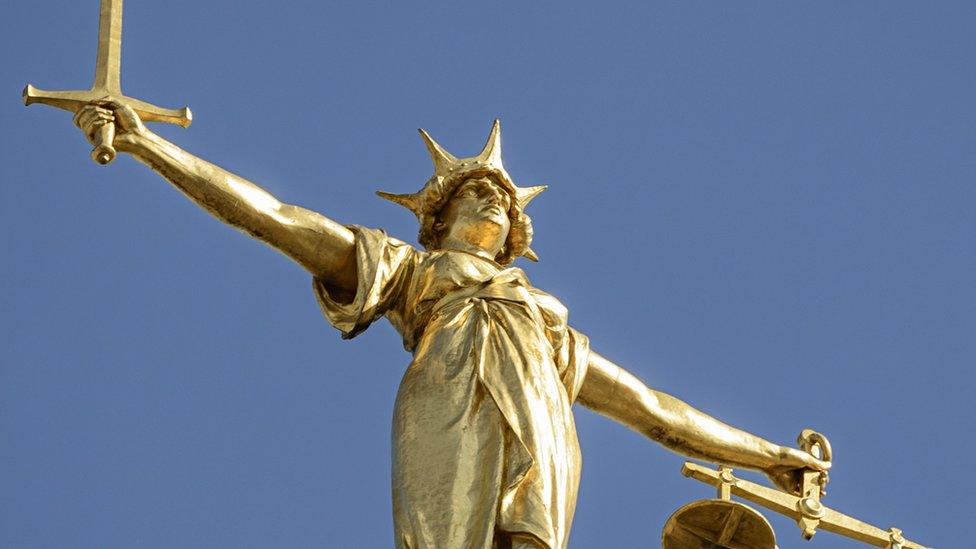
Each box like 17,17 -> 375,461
72,99 -> 148,163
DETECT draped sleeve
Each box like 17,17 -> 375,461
312,225 -> 417,340
529,288 -> 591,403
558,327 -> 590,403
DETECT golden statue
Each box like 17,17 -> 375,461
23,2 -> 930,548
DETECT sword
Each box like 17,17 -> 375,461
23,0 -> 191,165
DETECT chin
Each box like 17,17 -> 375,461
483,210 -> 509,226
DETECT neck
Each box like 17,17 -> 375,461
439,235 -> 499,262
438,218 -> 507,262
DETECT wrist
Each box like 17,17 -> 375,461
115,129 -> 155,156
762,443 -> 792,470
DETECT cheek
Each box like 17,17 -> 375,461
500,215 -> 512,234
440,200 -> 475,228
456,201 -> 482,219
439,200 -> 463,223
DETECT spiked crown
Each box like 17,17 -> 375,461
377,120 -> 545,264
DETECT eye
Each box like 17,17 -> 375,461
458,187 -> 478,198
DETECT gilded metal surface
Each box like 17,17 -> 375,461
24,3 -> 863,548
682,461 -> 931,548
795,429 -> 832,538
662,499 -> 776,549
61,102 -> 828,547
22,0 -> 191,165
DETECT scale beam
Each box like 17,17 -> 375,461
682,462 -> 930,549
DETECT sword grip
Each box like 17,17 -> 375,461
91,121 -> 116,165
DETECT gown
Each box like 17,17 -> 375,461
313,226 -> 590,549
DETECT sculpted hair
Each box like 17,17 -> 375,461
421,173 -> 535,265
377,121 -> 545,265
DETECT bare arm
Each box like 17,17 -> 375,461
577,350 -> 827,492
75,102 -> 357,297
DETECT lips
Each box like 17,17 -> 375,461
480,204 -> 505,216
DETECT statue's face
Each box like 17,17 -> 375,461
437,177 -> 512,258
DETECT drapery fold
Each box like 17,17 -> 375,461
314,227 -> 589,549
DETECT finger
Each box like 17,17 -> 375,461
803,455 -> 831,471
113,107 -> 136,126
74,108 -> 98,130
72,108 -> 85,128
769,468 -> 802,495
85,109 -> 114,125
72,105 -> 105,128
84,103 -> 114,115
85,119 -> 111,141
81,116 -> 113,142
77,109 -> 114,133
93,98 -> 124,110
115,109 -> 143,133
112,115 -> 132,133
74,105 -> 110,123
98,99 -> 132,120
780,471 -> 801,495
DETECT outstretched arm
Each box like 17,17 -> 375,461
577,350 -> 828,492
74,102 -> 357,297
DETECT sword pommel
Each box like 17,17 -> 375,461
22,0 -> 192,165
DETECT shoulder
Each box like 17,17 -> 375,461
347,225 -> 427,264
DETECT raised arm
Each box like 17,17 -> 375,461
74,101 -> 357,297
577,350 -> 828,493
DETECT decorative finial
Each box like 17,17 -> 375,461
516,185 -> 547,208
375,191 -> 423,217
476,119 -> 503,166
418,128 -> 457,174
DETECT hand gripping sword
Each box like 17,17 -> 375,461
23,0 -> 192,165
680,430 -> 931,549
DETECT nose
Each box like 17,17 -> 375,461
485,185 -> 507,207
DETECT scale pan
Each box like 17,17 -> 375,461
662,498 -> 776,549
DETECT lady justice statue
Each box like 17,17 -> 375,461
69,101 -> 828,549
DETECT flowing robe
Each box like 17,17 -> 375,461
313,227 -> 590,549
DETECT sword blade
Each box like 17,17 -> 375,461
92,0 -> 123,93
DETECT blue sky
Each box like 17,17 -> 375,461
2,2 -> 973,547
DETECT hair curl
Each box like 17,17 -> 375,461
415,171 -> 534,266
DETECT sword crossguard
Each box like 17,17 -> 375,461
22,0 -> 191,166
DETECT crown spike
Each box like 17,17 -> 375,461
516,185 -> 547,208
376,191 -> 423,216
523,247 -> 540,262
477,119 -> 503,165
418,128 -> 457,174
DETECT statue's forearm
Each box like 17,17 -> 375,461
117,131 -> 357,292
578,351 -> 786,471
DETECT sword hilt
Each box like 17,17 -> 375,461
91,120 -> 116,165
23,85 -> 192,166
